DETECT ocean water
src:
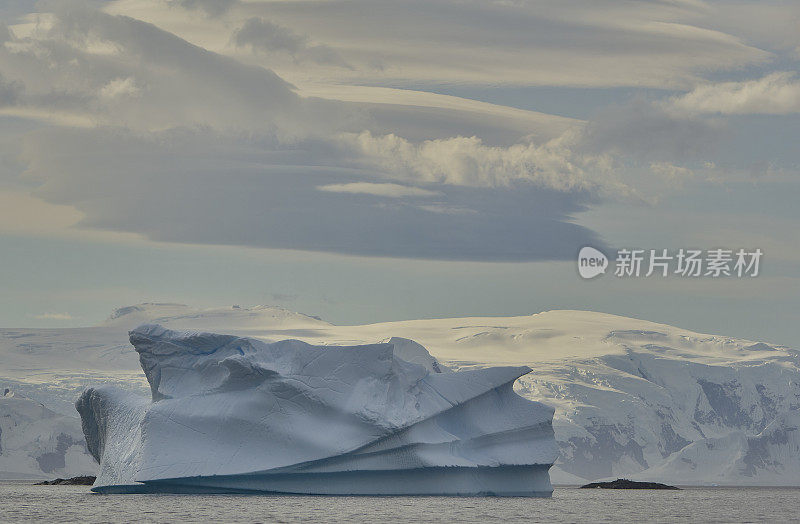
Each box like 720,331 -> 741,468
1,481 -> 798,523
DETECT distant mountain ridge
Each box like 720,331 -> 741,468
103,303 -> 329,330
1,304 -> 797,485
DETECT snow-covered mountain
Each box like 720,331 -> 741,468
0,389 -> 96,479
1,304 -> 798,485
102,303 -> 328,331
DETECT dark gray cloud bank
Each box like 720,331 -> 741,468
24,125 -> 603,261
3,1 -> 795,261
1,6 -> 620,261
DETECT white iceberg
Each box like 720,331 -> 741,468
76,324 -> 557,495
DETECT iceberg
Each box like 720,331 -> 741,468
76,324 -> 557,495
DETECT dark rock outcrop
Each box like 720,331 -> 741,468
580,478 -> 679,490
35,475 -> 96,486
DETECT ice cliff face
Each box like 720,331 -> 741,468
0,389 -> 96,479
76,324 -> 557,495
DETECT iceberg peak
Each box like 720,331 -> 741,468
77,325 -> 557,495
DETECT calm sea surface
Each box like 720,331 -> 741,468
1,481 -> 798,523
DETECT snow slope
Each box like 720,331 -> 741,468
1,304 -> 798,485
77,325 -> 556,495
0,389 -> 96,479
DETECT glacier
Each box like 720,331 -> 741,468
0,389 -> 96,479
75,324 -> 558,495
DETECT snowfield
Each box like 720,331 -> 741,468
1,303 -> 798,486
0,389 -> 96,479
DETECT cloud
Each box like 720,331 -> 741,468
0,190 -> 83,235
0,0 -> 790,269
0,73 -> 20,106
0,6 -> 625,261
7,3 -> 768,262
19,125 -> 606,261
667,72 -> 800,115
120,0 -> 770,88
270,293 -> 298,302
317,183 -> 440,198
340,131 -> 623,193
648,162 -> 694,189
98,77 -> 140,99
33,312 -> 73,320
0,22 -> 11,44
233,18 -> 306,54
1,6 -> 343,138
232,17 -> 350,67
170,0 -> 237,18
702,3 -> 800,59
580,97 -> 726,162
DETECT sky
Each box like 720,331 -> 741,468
0,0 -> 798,346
